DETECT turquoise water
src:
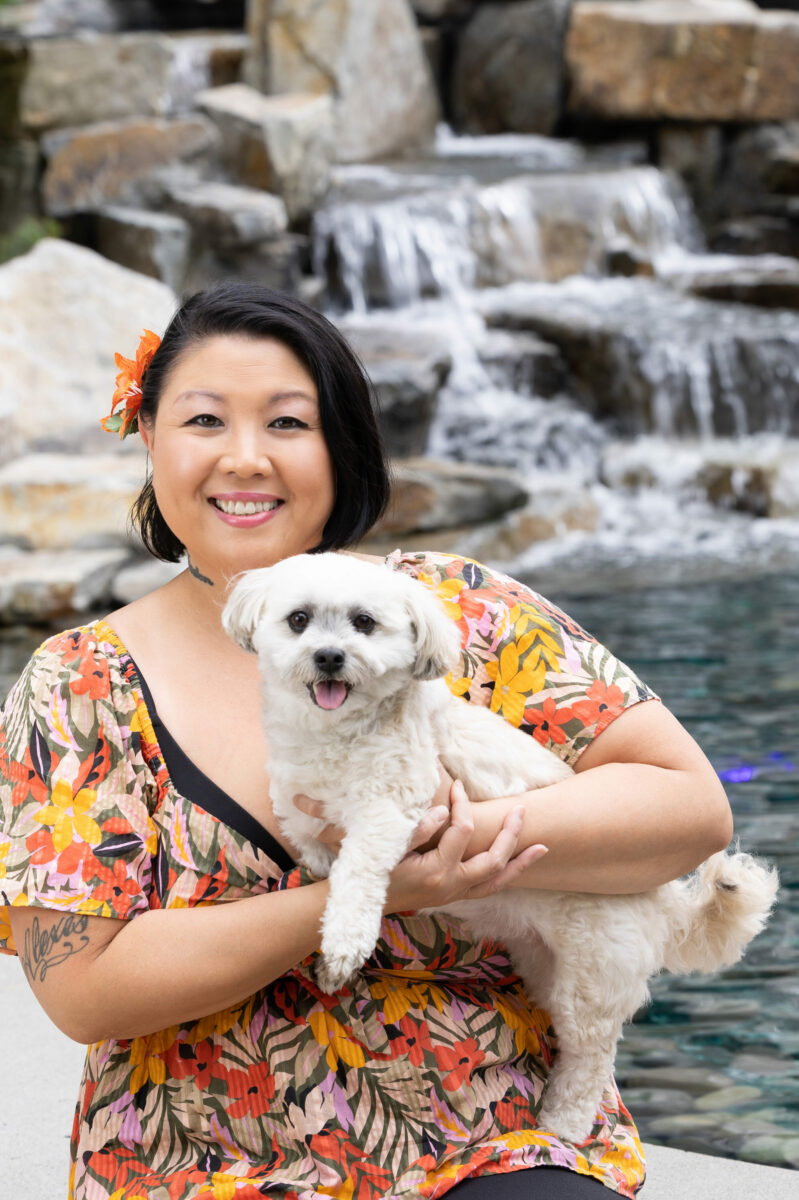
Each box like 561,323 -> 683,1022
555,572 -> 799,1168
2,572 -> 798,1166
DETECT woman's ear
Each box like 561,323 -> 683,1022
221,569 -> 273,655
137,415 -> 153,454
403,579 -> 462,681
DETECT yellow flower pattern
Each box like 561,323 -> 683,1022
1,552 -> 657,1200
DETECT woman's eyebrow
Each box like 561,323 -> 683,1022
173,389 -> 316,404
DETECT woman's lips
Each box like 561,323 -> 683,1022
209,498 -> 284,527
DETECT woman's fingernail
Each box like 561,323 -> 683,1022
431,806 -> 448,823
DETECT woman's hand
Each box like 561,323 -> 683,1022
384,780 -> 548,913
293,777 -> 548,914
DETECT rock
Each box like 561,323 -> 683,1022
40,115 -> 220,217
340,320 -> 453,457
0,237 -> 176,462
0,138 -> 39,235
680,263 -> 799,309
361,477 -> 598,559
710,215 -> 799,261
694,1085 -> 764,1111
657,123 -> 724,210
615,1065 -> 733,1095
476,328 -> 568,396
158,176 -> 288,247
712,121 -> 799,216
566,1 -> 799,122
111,557 -> 185,604
94,206 -> 190,291
0,546 -> 131,624
600,436 -> 799,517
738,1133 -> 799,1168
477,277 -> 799,437
605,237 -> 655,278
196,85 -> 334,222
7,30 -> 247,135
375,457 -> 529,535
0,453 -> 147,550
411,0 -> 472,18
0,0 -> 120,36
452,0 -> 570,135
245,0 -> 440,163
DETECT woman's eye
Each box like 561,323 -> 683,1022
288,611 -> 310,632
352,614 -> 376,634
188,413 -> 222,428
270,416 -> 308,430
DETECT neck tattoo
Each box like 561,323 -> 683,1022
188,557 -> 214,587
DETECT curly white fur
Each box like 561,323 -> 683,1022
222,552 -> 780,1144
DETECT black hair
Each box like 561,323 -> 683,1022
130,281 -> 391,561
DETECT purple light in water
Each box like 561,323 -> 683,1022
718,765 -> 757,783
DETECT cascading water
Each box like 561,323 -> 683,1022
313,127 -> 799,590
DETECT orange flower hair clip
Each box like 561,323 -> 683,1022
100,328 -> 162,439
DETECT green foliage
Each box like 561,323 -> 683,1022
0,216 -> 63,265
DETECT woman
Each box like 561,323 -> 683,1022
0,283 -> 732,1200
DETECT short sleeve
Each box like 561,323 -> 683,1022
387,550 -> 660,769
0,627 -> 158,956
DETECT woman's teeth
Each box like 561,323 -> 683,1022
214,499 -> 281,515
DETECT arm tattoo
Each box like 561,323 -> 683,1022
19,913 -> 91,984
188,557 -> 214,587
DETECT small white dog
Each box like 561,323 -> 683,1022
222,552 -> 779,1143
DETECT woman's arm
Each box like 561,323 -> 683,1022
465,699 -> 733,894
7,799 -> 540,1044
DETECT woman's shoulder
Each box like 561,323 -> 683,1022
3,618 -> 137,727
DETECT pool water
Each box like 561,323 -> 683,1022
556,572 -> 799,1168
2,572 -> 798,1167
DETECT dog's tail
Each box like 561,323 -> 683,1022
662,845 -> 779,976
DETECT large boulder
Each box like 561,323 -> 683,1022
4,30 -> 248,135
0,237 -> 176,463
40,115 -> 220,217
374,457 -> 530,535
452,0 -> 571,135
196,84 -> 334,222
0,546 -> 132,624
94,206 -> 191,292
245,0 -> 440,162
566,1 -> 799,122
0,453 -> 146,550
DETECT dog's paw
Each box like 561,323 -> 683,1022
535,1101 -> 595,1145
301,845 -> 335,879
314,953 -> 360,995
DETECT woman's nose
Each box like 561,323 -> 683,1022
219,430 -> 273,477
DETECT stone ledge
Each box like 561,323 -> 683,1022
567,1 -> 799,121
640,1140 -> 798,1197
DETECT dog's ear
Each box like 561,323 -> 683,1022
222,569 -> 273,655
403,578 -> 462,681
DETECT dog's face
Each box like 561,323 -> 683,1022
222,552 -> 461,715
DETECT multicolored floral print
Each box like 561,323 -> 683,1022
0,552 -> 658,1200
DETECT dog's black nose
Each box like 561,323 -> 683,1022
314,647 -> 345,674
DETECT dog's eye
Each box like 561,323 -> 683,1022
287,610 -> 310,632
352,613 -> 376,634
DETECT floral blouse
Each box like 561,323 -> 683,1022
0,551 -> 659,1200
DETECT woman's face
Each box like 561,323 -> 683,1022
139,334 -> 336,583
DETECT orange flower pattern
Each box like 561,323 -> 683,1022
1,553 -> 658,1199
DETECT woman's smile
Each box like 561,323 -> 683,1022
211,491 -> 285,526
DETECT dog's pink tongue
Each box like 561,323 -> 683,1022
315,680 -> 348,710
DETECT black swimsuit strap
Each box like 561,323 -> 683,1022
130,660 -> 295,874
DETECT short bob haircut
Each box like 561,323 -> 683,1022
130,282 -> 391,561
